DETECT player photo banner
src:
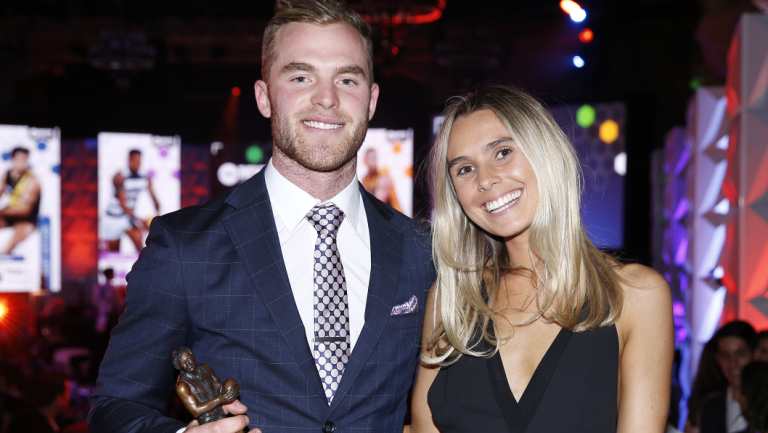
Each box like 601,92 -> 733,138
98,132 -> 181,285
0,124 -> 61,292
357,128 -> 414,217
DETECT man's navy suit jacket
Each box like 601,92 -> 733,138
89,169 -> 435,433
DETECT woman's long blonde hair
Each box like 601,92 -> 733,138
426,86 -> 623,365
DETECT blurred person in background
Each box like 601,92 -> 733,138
736,361 -> 768,433
696,321 -> 757,433
754,331 -> 768,362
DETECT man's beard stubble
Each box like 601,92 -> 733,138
271,108 -> 369,173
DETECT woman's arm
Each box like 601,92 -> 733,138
407,284 -> 442,433
616,264 -> 674,433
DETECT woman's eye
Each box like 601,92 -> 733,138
496,147 -> 513,160
456,166 -> 473,176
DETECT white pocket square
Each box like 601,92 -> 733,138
390,295 -> 418,316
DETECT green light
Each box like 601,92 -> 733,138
576,104 -> 596,128
690,77 -> 701,91
245,145 -> 264,163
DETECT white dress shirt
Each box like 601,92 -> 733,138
725,387 -> 747,433
264,159 -> 371,350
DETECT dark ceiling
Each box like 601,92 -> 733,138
0,0 -> 704,137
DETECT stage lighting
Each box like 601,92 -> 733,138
231,87 -> 241,97
0,301 -> 7,322
245,145 -> 264,164
572,55 -> 585,68
578,28 -> 594,43
613,152 -> 627,176
599,119 -> 620,144
570,9 -> 587,22
576,104 -> 596,128
560,0 -> 587,22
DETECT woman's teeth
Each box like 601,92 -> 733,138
484,190 -> 522,213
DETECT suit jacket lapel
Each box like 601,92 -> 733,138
221,171 -> 322,395
329,187 -> 403,413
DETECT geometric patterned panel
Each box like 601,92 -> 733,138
725,13 -> 768,329
688,86 -> 728,385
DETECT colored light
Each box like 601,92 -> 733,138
600,119 -> 620,144
245,145 -> 264,164
390,46 -> 400,56
689,77 -> 701,90
613,152 -> 627,176
572,55 -> 585,68
576,104 -> 596,128
0,301 -> 7,321
570,9 -> 587,23
578,28 -> 594,43
559,0 -> 582,15
231,86 -> 241,97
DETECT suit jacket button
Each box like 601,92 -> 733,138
323,421 -> 336,433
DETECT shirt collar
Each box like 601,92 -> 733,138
264,158 -> 365,237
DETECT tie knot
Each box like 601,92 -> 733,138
307,203 -> 344,235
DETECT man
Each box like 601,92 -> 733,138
88,1 -> 434,433
101,149 -> 161,253
700,321 -> 758,433
0,146 -> 41,255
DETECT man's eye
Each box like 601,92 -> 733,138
291,76 -> 308,83
340,78 -> 358,86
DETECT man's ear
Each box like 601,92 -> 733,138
254,80 -> 271,118
368,82 -> 380,121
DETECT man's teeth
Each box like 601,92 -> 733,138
484,190 -> 522,212
303,120 -> 342,130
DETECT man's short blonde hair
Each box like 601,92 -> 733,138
261,0 -> 374,81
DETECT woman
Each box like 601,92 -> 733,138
409,86 -> 673,432
696,321 -> 757,433
738,361 -> 768,433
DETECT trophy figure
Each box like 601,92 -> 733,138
172,347 -> 240,425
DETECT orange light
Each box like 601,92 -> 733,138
559,0 -> 582,15
0,301 -> 8,321
231,87 -> 241,97
579,28 -> 594,43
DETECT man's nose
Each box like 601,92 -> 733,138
311,80 -> 339,109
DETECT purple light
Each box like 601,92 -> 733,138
673,301 -> 685,317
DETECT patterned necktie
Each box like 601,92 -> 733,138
306,203 -> 350,404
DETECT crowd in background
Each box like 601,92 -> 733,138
1,278 -> 767,433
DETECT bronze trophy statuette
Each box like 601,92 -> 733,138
172,347 -> 240,425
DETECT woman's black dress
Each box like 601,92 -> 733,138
427,325 -> 619,433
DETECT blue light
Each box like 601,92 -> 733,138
570,8 -> 587,23
572,55 -> 585,68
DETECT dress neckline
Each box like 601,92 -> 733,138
486,327 -> 573,433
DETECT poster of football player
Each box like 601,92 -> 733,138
0,124 -> 61,292
356,128 -> 413,217
98,132 -> 180,285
